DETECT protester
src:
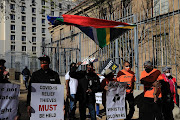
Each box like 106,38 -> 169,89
101,69 -> 115,109
3,67 -> 9,81
65,62 -> 79,119
27,55 -> 61,117
95,73 -> 105,119
140,61 -> 164,120
22,66 -> 31,89
0,59 -> 10,83
116,61 -> 135,120
0,59 -> 20,120
161,66 -> 179,120
76,62 -> 100,120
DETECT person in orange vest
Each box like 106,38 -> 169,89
161,66 -> 179,120
140,61 -> 164,120
116,61 -> 135,120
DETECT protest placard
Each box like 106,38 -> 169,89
95,92 -> 102,104
106,81 -> 127,120
30,83 -> 64,120
0,83 -> 20,120
99,59 -> 119,75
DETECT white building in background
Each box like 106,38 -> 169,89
0,0 -> 80,72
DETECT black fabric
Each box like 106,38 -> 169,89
125,93 -> 135,119
64,97 -> 70,118
27,68 -> 61,106
76,71 -> 100,119
162,98 -> 174,120
141,97 -> 163,120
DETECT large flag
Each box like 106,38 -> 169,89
47,14 -> 136,48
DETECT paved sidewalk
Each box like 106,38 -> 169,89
10,79 -> 180,120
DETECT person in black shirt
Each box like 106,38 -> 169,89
22,66 -> 31,89
76,62 -> 100,120
27,55 -> 61,117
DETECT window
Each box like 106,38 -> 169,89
22,36 -> 26,41
153,0 -> 169,16
42,19 -> 45,24
32,17 -> 36,22
11,25 -> 15,30
67,5 -> 71,10
32,46 -> 36,52
32,37 -> 36,42
42,37 -> 45,42
42,28 -> 45,33
21,6 -> 25,12
22,26 -> 26,31
11,45 -> 15,51
22,16 -> 26,21
59,3 -> 62,8
10,4 -> 15,10
10,14 -> 15,20
41,9 -> 45,14
32,27 -> 36,32
41,0 -> 45,5
11,35 -> 15,40
32,8 -> 36,13
22,46 -> 26,51
51,1 -> 54,7
32,0 -> 35,3
59,12 -> 62,16
51,11 -> 54,16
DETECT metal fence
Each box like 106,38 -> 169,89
2,52 -> 40,73
47,0 -> 180,88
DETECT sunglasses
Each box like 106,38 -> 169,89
125,65 -> 130,67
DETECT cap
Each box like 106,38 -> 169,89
162,66 -> 172,72
0,59 -> 6,66
38,55 -> 50,63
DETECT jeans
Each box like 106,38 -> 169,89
87,103 -> 96,120
69,94 -> 76,118
23,75 -> 29,89
79,102 -> 96,120
96,104 -> 100,115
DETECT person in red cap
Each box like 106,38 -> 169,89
27,55 -> 61,117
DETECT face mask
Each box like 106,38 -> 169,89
41,64 -> 49,70
165,73 -> 171,77
145,68 -> 152,73
125,67 -> 130,71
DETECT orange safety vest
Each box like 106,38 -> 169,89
117,69 -> 135,94
140,69 -> 163,98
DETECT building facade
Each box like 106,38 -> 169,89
49,0 -> 179,86
0,0 -> 79,72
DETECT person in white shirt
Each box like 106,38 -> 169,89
65,62 -> 79,119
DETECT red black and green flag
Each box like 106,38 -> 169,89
47,14 -> 136,48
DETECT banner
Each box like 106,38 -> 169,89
95,92 -> 102,104
30,83 -> 64,120
106,81 -> 127,120
100,59 -> 119,75
0,83 -> 20,120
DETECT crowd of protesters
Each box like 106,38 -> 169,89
0,55 -> 179,120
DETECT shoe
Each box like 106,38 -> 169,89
96,115 -> 102,119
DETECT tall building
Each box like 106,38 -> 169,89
0,0 -> 79,72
